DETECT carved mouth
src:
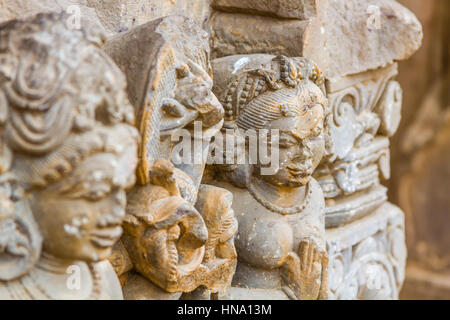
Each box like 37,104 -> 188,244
90,226 -> 122,248
287,162 -> 313,177
287,167 -> 308,176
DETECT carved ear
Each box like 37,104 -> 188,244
0,197 -> 42,281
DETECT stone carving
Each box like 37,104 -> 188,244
327,203 -> 406,300
208,0 -> 420,300
205,54 -> 329,300
317,64 -> 408,297
314,64 -> 401,228
104,16 -> 237,300
0,13 -> 139,299
0,0 -> 423,302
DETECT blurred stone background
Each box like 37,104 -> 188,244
393,0 -> 450,300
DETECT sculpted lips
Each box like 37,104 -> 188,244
90,225 -> 122,248
287,165 -> 311,177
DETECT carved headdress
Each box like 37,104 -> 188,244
212,55 -> 327,129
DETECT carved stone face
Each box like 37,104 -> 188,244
0,14 -> 139,300
29,152 -> 137,262
256,87 -> 325,187
163,60 -> 224,187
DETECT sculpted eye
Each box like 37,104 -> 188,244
279,135 -> 298,148
84,189 -> 109,201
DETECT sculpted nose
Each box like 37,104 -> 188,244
301,141 -> 313,158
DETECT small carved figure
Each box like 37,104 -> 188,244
104,16 -> 237,299
0,13 -> 138,299
206,54 -> 329,300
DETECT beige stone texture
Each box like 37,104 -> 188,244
0,0 -> 212,36
212,0 -> 317,19
209,0 -> 328,74
325,0 -> 422,77
210,0 -> 422,78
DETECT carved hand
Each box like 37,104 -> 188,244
281,240 -> 328,300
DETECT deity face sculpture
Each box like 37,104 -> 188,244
210,55 -> 328,189
255,85 -> 326,187
0,13 -> 138,282
163,59 -> 223,136
29,151 -> 136,262
208,54 -> 329,300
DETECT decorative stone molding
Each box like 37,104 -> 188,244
315,64 -> 401,228
327,202 -> 406,299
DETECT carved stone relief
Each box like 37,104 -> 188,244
207,7 -> 420,300
0,0 -> 424,301
315,64 -> 401,228
0,13 -> 139,299
104,16 -> 237,300
203,54 -> 329,300
208,0 -> 419,301
327,203 -> 406,300
318,63 -> 408,298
